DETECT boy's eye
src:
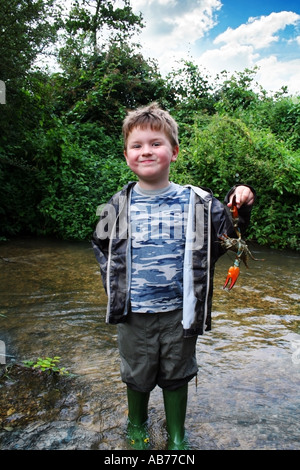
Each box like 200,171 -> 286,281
153,142 -> 161,146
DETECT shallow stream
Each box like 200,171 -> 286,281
0,237 -> 299,450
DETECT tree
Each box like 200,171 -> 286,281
63,0 -> 143,53
0,0 -> 62,159
55,39 -> 169,132
214,68 -> 260,114
0,0 -> 62,238
30,39 -> 172,239
0,0 -> 61,140
171,113 -> 300,250
0,0 -> 61,82
167,61 -> 215,111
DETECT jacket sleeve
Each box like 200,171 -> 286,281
92,231 -> 109,295
210,196 -> 233,263
91,183 -> 133,296
224,184 -> 256,237
210,184 -> 256,263
91,199 -> 116,295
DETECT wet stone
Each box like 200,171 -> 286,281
0,363 -> 102,450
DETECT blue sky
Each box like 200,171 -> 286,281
128,0 -> 300,94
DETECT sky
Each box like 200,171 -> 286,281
125,0 -> 300,95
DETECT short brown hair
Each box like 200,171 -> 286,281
122,102 -> 179,150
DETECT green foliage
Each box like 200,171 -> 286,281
64,0 -> 143,49
23,356 -> 69,375
31,118 -> 132,239
0,0 -> 61,82
56,40 -> 170,134
166,60 -> 216,115
0,0 -> 62,236
254,96 -> 300,151
0,1 -> 299,250
214,68 -> 261,114
171,114 -> 300,250
0,0 -> 61,157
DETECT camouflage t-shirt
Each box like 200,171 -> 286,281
130,183 -> 190,313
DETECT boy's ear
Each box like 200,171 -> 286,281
124,150 -> 129,165
171,145 -> 179,162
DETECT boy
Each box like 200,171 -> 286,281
92,103 -> 255,450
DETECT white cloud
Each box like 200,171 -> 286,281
129,2 -> 300,94
130,0 -> 222,73
131,0 -> 222,44
256,55 -> 300,94
132,0 -> 176,7
197,10 -> 300,94
214,11 -> 300,49
198,43 -> 260,74
163,3 -> 221,44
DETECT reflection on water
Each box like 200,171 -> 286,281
0,237 -> 299,450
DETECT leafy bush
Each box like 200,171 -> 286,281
0,14 -> 299,253
31,119 -> 132,239
0,155 -> 41,237
171,114 -> 300,250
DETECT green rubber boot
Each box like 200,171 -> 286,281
163,384 -> 189,450
127,386 -> 150,450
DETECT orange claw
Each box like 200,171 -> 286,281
230,194 -> 239,219
223,264 -> 240,290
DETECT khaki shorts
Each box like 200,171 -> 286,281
117,309 -> 198,392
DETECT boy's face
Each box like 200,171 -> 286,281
124,126 -> 179,189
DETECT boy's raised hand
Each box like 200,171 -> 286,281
227,185 -> 255,209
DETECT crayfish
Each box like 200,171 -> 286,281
220,195 -> 262,290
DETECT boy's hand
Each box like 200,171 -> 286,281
227,186 -> 255,209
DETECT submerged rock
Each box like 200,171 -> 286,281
0,363 -> 102,449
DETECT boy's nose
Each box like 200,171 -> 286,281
141,145 -> 153,155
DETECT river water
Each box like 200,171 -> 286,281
0,237 -> 299,450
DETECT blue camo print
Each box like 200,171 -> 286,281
130,183 -> 190,313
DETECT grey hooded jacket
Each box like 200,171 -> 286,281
92,182 -> 254,337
